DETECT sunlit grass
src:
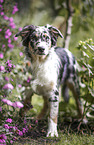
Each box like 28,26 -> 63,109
14,132 -> 94,145
30,94 -> 43,116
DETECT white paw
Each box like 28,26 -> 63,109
46,130 -> 58,137
46,118 -> 58,137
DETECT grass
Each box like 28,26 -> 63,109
14,135 -> 94,145
57,133 -> 94,145
14,128 -> 94,145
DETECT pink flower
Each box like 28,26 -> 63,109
22,128 -> 27,133
13,101 -> 24,108
0,107 -> 2,112
5,29 -> 11,39
35,120 -> 38,124
2,44 -> 5,48
25,125 -> 29,132
6,118 -> 12,123
0,53 -> 3,59
0,134 -> 7,143
18,131 -> 23,136
3,95 -> 6,98
13,137 -> 17,141
0,4 -> 2,8
0,0 -> 3,3
24,120 -> 27,124
0,28 -> 2,32
5,34 -> 9,39
8,31 -> 12,36
27,77 -> 31,83
18,27 -> 22,31
5,77 -> 9,81
3,83 -> 14,89
8,39 -> 11,44
8,44 -> 14,49
9,22 -> 16,29
10,140 -> 13,144
0,66 -> 5,71
14,35 -> 18,41
6,60 -> 15,72
3,15 -> 9,20
12,5 -> 18,14
2,99 -> 13,106
19,52 -> 23,56
18,84 -> 22,88
0,139 -> 6,143
5,29 -> 10,34
9,17 -> 14,22
4,124 -> 9,129
0,12 -> 4,16
11,78 -> 14,81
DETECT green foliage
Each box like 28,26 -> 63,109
77,39 -> 94,118
0,1 -> 32,144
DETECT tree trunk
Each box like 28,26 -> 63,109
63,0 -> 74,49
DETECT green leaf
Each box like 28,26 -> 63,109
82,51 -> 89,58
87,44 -> 94,51
81,94 -> 94,104
88,87 -> 94,97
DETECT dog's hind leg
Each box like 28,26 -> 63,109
19,89 -> 33,117
66,79 -> 83,118
62,84 -> 70,103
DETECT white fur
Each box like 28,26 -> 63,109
47,118 -> 58,137
31,47 -> 60,95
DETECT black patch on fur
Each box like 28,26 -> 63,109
30,41 -> 34,49
22,34 -> 30,47
55,90 -> 59,95
49,97 -> 58,102
24,47 -> 32,61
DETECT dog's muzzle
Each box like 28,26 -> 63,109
36,42 -> 49,55
38,47 -> 45,55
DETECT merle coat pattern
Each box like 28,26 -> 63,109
15,24 -> 83,137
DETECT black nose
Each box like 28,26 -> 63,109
38,47 -> 45,52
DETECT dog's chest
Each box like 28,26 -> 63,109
31,52 -> 60,94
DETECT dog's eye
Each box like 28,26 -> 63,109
46,36 -> 49,41
30,35 -> 38,42
34,36 -> 38,41
42,34 -> 49,41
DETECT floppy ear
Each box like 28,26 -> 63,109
46,24 -> 63,46
15,25 -> 36,47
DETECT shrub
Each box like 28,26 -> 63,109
77,39 -> 94,119
0,0 -> 31,144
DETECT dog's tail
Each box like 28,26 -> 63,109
61,85 -> 70,103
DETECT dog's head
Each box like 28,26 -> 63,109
15,24 -> 63,56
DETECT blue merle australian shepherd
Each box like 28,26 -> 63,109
15,24 -> 83,137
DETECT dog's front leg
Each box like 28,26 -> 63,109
47,92 -> 59,137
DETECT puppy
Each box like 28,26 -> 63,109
15,24 -> 83,137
